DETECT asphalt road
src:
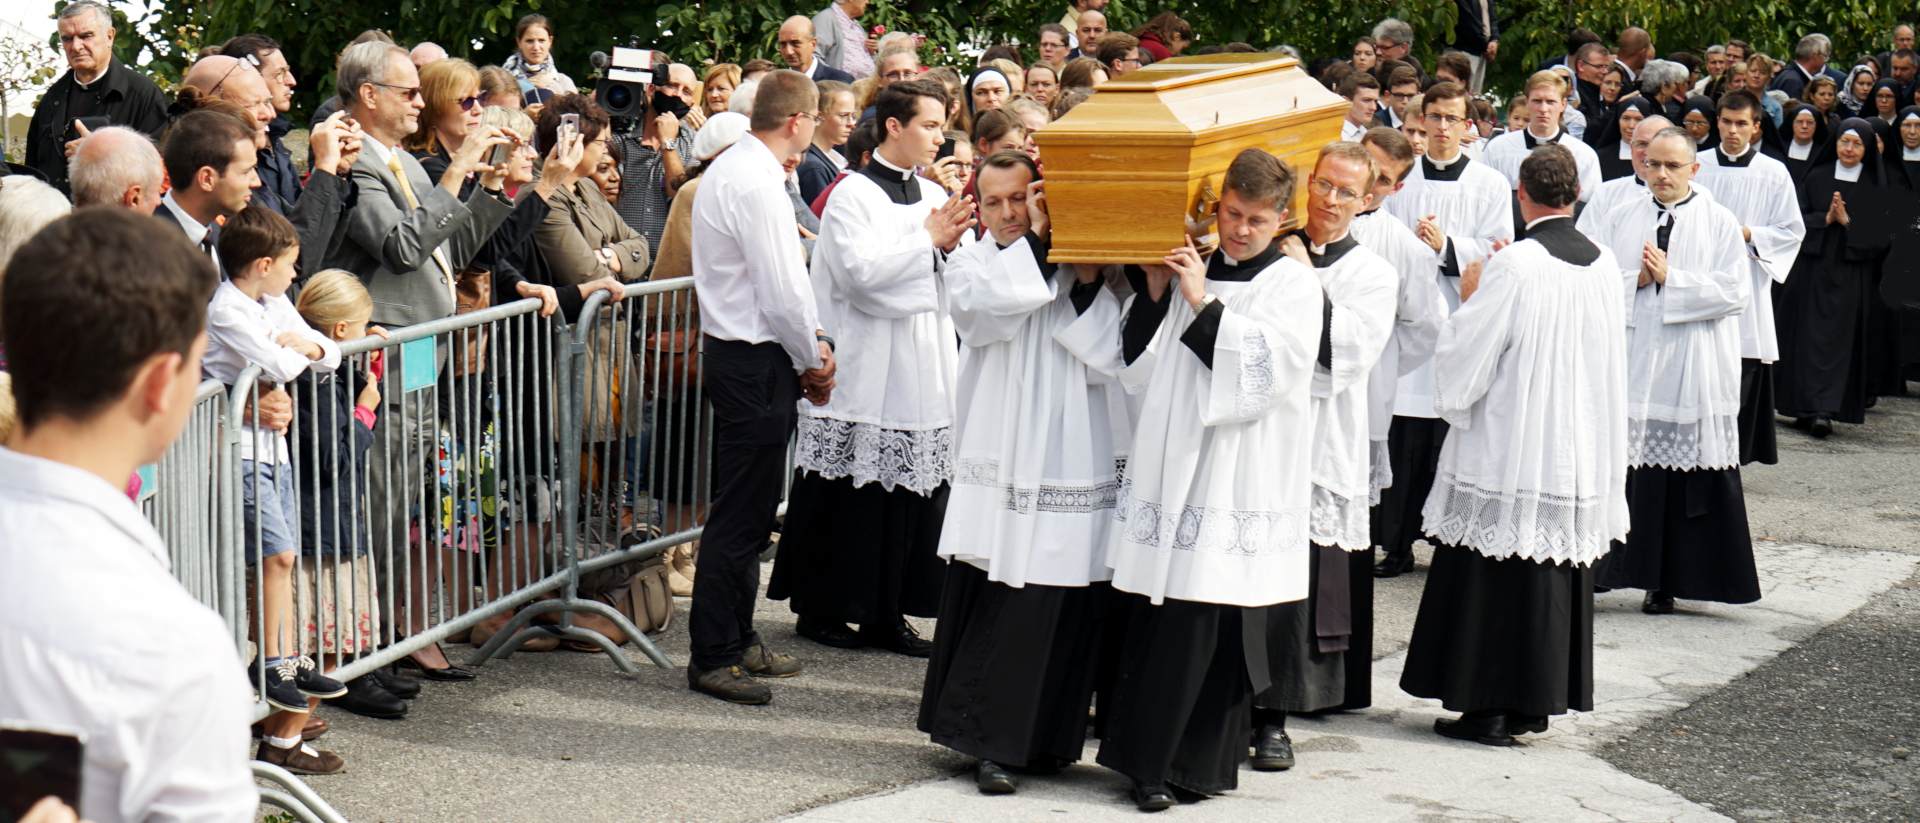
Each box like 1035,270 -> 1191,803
281,397 -> 1920,823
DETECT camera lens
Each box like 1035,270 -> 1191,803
606,83 -> 633,112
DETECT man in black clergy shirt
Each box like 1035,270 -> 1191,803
25,0 -> 167,193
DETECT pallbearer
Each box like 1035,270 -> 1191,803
1591,127 -> 1758,615
1375,82 -> 1513,578
919,150 -> 1123,795
1252,142 -> 1399,771
1693,91 -> 1804,465
1099,149 -> 1322,811
1402,144 -> 1629,746
769,79 -> 976,655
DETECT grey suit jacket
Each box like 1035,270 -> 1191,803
812,6 -> 847,79
321,146 -> 513,327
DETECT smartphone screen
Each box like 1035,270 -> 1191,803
0,722 -> 86,817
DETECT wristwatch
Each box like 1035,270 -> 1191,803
1194,293 -> 1219,311
816,333 -> 836,352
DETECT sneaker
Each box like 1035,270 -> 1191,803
687,664 -> 773,705
740,644 -> 804,678
291,656 -> 349,699
255,740 -> 346,775
259,660 -> 309,712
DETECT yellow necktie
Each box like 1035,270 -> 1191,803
386,152 -> 456,306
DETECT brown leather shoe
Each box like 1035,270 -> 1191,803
251,714 -> 328,741
740,644 -> 803,678
255,741 -> 346,775
687,665 -> 773,704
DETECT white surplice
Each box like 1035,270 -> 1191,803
1109,254 -> 1323,607
1695,147 -> 1805,363
1384,153 -> 1514,419
1307,236 -> 1400,550
941,235 -> 1124,588
800,167 -> 962,495
1593,185 -> 1751,471
1420,218 -> 1631,566
1576,174 -> 1644,237
1477,127 -> 1603,202
1349,208 -> 1445,504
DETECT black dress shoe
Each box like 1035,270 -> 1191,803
323,675 -> 408,719
1373,549 -> 1414,578
1434,710 -> 1518,746
1509,714 -> 1549,734
975,760 -> 1017,794
1642,590 -> 1675,615
1809,416 -> 1833,438
394,655 -> 477,681
1792,416 -> 1813,430
796,616 -> 865,649
862,620 -> 933,658
1250,724 -> 1295,771
1131,779 -> 1175,812
373,666 -> 420,699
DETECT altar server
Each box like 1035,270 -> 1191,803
1376,82 -> 1513,578
1478,71 -> 1602,235
1401,144 -> 1628,747
918,150 -> 1123,795
1251,142 -> 1399,771
1694,91 -> 1804,465
769,79 -> 976,655
1098,149 -> 1322,811
1591,127 -> 1759,615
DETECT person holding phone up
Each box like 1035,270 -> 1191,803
25,1 -> 168,194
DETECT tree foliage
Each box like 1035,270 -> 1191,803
68,0 -> 1920,120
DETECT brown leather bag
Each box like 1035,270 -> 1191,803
640,330 -> 701,395
559,554 -> 674,651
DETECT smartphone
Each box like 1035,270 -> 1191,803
489,141 -> 511,167
558,113 -> 580,147
0,721 -> 86,817
935,136 -> 957,163
66,115 -> 108,141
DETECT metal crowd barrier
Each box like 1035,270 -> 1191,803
138,279 -> 717,821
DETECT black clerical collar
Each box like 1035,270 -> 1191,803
1718,144 -> 1757,167
1302,230 -> 1359,267
1524,216 -> 1601,265
1207,240 -> 1282,282
1422,151 -> 1469,181
859,152 -> 922,205
1522,127 -> 1564,149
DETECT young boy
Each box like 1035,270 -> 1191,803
207,206 -> 348,774
0,209 -> 257,822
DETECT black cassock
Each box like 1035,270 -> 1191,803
1775,158 -> 1883,423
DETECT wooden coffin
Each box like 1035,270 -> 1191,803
1033,53 -> 1347,264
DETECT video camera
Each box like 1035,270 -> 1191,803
592,38 -> 670,119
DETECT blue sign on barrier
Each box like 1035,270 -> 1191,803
401,337 -> 437,393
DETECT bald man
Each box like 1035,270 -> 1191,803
777,16 -> 855,83
67,125 -> 162,214
410,42 -> 447,68
1616,27 -> 1652,81
1072,10 -> 1108,60
181,55 -> 275,153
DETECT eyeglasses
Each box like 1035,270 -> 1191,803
1310,177 -> 1363,205
1582,61 -> 1612,72
370,81 -> 421,101
211,52 -> 262,95
1386,91 -> 1415,102
1424,113 -> 1466,128
792,111 -> 824,124
882,69 -> 919,82
457,95 -> 484,111
1644,160 -> 1692,173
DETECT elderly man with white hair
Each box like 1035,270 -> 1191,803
1639,59 -> 1692,121
67,126 -> 162,214
24,0 -> 168,192
411,41 -> 448,68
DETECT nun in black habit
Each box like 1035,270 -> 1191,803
1589,96 -> 1662,181
1771,102 -> 1831,183
1679,95 -> 1721,153
1775,118 -> 1894,436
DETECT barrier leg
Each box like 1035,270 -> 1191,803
253,761 -> 350,823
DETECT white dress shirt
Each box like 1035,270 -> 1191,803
159,192 -> 217,270
0,447 -> 257,823
692,133 -> 825,373
202,281 -> 341,462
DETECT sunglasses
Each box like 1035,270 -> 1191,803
457,94 -> 484,112
211,52 -> 262,95
370,81 -> 422,102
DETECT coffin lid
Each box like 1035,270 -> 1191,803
1039,54 -> 1341,146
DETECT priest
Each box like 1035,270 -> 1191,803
769,80 -> 977,655
1402,143 -> 1629,746
1693,90 -> 1805,465
1099,149 -> 1322,812
1252,142 -> 1399,771
1577,115 -> 1674,239
1591,127 -> 1759,615
1477,71 -> 1602,236
919,150 -> 1123,795
1376,82 -> 1513,579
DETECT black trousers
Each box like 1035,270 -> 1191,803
1371,415 -> 1449,555
688,337 -> 800,672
